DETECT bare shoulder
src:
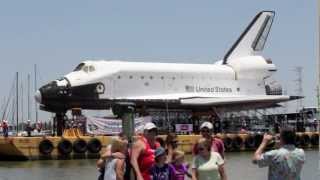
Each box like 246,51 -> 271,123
132,139 -> 145,150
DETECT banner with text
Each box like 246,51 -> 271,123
175,124 -> 193,133
86,116 -> 152,135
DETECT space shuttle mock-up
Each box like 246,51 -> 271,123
35,11 -> 301,114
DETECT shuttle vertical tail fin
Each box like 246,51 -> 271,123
223,11 -> 275,64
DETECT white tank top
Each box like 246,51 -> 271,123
104,158 -> 117,180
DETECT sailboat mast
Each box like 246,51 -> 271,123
34,64 -> 38,123
21,78 -> 24,129
11,97 -> 15,125
28,74 -> 31,120
16,72 -> 19,133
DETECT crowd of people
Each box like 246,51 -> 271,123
96,121 -> 306,180
0,119 -> 43,137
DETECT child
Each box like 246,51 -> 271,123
101,138 -> 128,180
150,147 -> 173,180
169,150 -> 191,180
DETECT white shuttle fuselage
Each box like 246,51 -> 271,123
65,56 -> 273,100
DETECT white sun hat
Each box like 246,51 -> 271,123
143,122 -> 157,130
200,121 -> 213,130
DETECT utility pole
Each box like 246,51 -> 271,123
28,74 -> 31,120
21,77 -> 24,129
317,0 -> 320,135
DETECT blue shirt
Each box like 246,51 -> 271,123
149,164 -> 173,180
255,145 -> 305,180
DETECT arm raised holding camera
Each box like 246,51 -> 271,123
252,133 -> 273,163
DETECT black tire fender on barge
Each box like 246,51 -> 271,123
73,139 -> 87,153
58,139 -> 73,155
311,133 -> 319,146
295,135 -> 305,147
39,139 -> 54,155
87,138 -> 102,153
223,136 -> 233,151
244,135 -> 255,149
301,134 -> 311,147
232,136 -> 243,150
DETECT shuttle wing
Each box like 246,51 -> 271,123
180,95 -> 297,106
123,94 -> 301,108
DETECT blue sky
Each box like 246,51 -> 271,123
0,0 -> 317,122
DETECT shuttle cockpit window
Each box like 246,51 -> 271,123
89,66 -> 95,72
83,66 -> 89,73
73,63 -> 85,72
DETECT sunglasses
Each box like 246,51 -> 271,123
148,129 -> 158,134
201,129 -> 211,133
198,147 -> 205,151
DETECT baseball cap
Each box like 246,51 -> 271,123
200,121 -> 213,130
154,147 -> 166,158
143,122 -> 157,131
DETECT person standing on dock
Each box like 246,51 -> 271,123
1,120 -> 9,137
25,120 -> 33,137
193,121 -> 225,159
252,127 -> 305,180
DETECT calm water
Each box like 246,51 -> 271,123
0,150 -> 319,180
